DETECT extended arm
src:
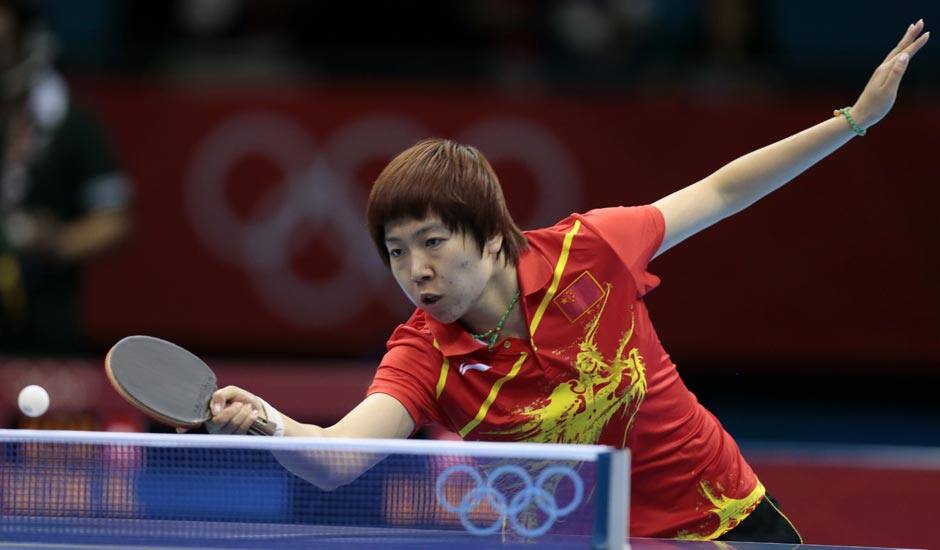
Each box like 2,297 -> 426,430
653,21 -> 929,258
208,387 -> 414,490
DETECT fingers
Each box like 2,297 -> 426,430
210,385 -> 248,415
901,30 -> 930,59
236,403 -> 260,433
877,22 -> 929,89
207,402 -> 260,435
884,19 -> 925,63
203,385 -> 265,435
164,385 -> 264,436
881,31 -> 930,89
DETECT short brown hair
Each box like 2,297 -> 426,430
367,138 -> 527,267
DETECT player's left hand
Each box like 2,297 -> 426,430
851,19 -> 929,130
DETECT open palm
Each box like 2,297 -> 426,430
853,19 -> 930,129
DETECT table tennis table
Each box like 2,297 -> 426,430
0,517 -> 914,550
0,430 -> 920,550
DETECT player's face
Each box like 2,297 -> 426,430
384,216 -> 501,324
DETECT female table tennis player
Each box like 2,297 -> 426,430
201,21 -> 929,543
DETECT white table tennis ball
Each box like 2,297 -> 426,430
18,385 -> 50,417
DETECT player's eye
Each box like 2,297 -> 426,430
388,248 -> 403,258
426,238 -> 444,248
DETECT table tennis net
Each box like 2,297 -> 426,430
0,430 -> 627,547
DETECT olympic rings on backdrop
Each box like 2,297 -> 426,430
435,463 -> 584,537
185,112 -> 582,328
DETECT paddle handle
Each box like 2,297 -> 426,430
247,417 -> 277,436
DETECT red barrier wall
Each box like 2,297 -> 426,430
74,81 -> 940,367
751,452 -> 940,549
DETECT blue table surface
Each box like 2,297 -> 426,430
0,517 -> 915,550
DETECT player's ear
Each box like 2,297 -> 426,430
485,234 -> 503,257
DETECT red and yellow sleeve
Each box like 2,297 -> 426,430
367,326 -> 444,431
580,205 -> 665,297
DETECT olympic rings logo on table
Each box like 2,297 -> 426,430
185,112 -> 581,328
435,463 -> 584,537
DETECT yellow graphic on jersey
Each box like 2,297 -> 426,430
676,480 -> 766,540
488,285 -> 647,446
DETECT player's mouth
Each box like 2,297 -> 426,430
420,293 -> 442,306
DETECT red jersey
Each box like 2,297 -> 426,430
368,206 -> 764,539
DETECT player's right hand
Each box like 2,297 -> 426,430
205,385 -> 266,435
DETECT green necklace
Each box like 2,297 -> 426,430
470,289 -> 521,349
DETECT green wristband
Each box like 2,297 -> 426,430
834,107 -> 866,136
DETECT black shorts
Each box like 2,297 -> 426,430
717,492 -> 802,544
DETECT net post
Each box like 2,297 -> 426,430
592,448 -> 629,549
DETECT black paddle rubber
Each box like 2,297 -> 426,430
105,335 -> 274,435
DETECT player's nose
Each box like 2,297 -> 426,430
410,254 -> 433,283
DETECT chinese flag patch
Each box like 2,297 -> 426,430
553,271 -> 605,322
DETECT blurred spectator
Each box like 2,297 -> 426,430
39,0 -> 123,70
467,0 -> 541,89
681,0 -> 770,94
167,0 -> 300,80
8,0 -> 931,89
0,0 -> 131,355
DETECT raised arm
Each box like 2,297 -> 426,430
652,20 -> 929,259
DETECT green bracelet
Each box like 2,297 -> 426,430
833,107 -> 866,136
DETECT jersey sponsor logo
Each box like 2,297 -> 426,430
458,362 -> 492,376
552,270 -> 605,322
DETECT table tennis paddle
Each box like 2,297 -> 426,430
105,335 -> 275,436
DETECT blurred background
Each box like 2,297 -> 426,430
0,0 -> 938,547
